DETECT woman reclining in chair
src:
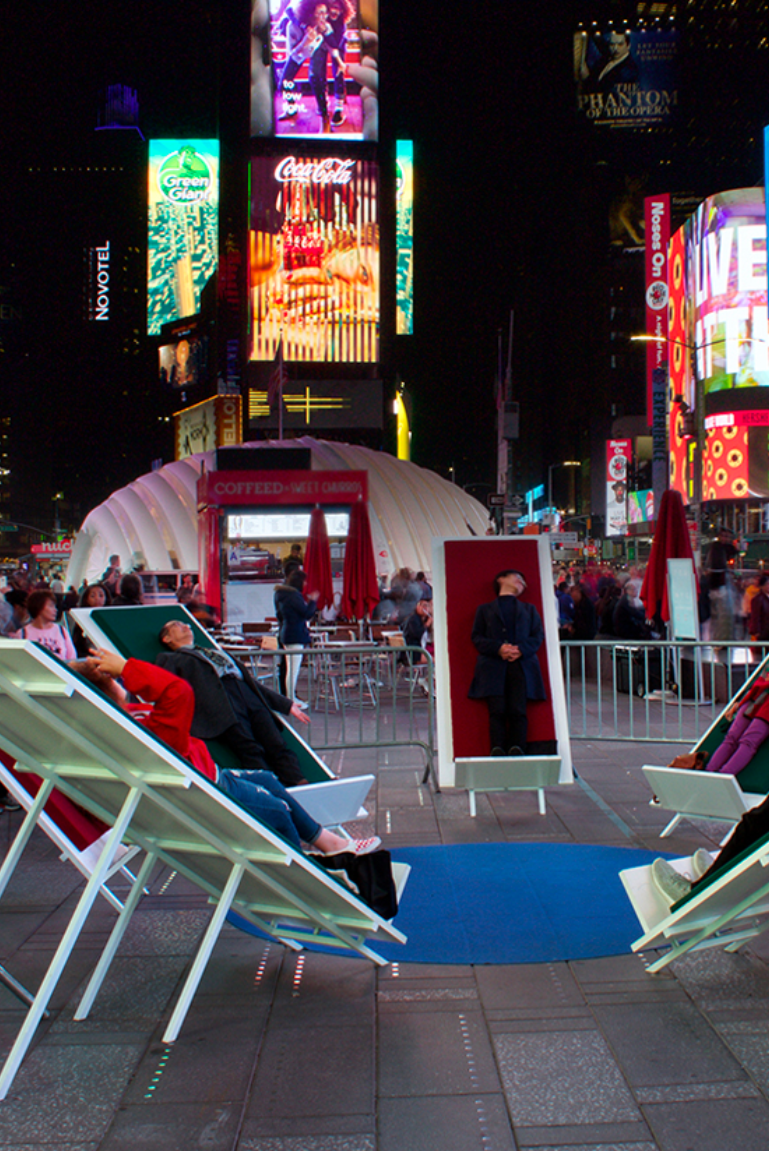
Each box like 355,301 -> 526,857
77,650 -> 380,858
672,673 -> 769,776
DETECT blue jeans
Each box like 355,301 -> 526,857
216,769 -> 321,850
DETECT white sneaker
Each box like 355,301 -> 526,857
691,848 -> 714,879
651,858 -> 692,905
294,698 -> 309,710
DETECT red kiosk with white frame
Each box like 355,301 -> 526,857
197,468 -> 368,624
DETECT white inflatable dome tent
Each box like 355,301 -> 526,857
66,438 -> 489,592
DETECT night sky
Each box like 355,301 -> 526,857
3,2 -> 767,524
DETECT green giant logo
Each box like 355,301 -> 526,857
157,145 -> 213,203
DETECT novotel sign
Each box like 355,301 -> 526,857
198,469 -> 368,507
89,242 -> 110,321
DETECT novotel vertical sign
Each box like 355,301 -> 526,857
86,241 -> 111,321
644,194 -> 670,424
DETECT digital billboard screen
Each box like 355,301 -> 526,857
606,439 -> 632,537
247,377 -> 382,428
158,326 -> 209,391
396,140 -> 413,335
249,154 -> 379,363
690,189 -> 768,396
147,139 -> 219,335
250,0 -> 378,141
574,28 -> 678,130
668,188 -> 769,504
704,393 -> 769,501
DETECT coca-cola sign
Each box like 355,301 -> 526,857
274,157 -> 355,185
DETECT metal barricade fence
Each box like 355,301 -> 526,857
238,642 -> 436,785
561,639 -> 768,744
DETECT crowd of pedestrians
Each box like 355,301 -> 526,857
553,555 -> 769,647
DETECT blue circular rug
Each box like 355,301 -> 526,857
229,842 -> 662,965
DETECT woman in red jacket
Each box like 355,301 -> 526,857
83,650 -> 379,856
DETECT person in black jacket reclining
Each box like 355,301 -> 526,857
156,619 -> 309,787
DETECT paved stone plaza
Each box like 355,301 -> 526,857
2,734 -> 769,1150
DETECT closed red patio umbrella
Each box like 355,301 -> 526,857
304,506 -> 334,611
340,499 -> 379,621
640,489 -> 696,623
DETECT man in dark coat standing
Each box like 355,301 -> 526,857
156,619 -> 309,786
468,569 -> 546,756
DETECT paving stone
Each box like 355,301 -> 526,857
672,948 -> 769,1012
525,1145 -> 656,1151
640,1098 -> 769,1151
514,1121 -> 653,1147
523,1145 -> 656,1151
379,1009 -> 501,1098
264,953 -> 376,1026
0,1043 -> 141,1142
113,906 -> 212,955
475,962 -> 585,1011
98,1101 -> 240,1150
592,1000 -> 749,1087
119,1000 -> 270,1103
0,1144 -> 99,1150
494,1031 -> 641,1126
239,1136 -> 375,1151
713,1027 -> 769,1095
240,1115 -> 376,1139
636,1081 -> 760,1103
378,1093 -> 516,1151
245,1025 -> 374,1118
53,955 -> 188,1031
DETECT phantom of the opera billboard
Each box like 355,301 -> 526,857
147,140 -> 220,336
249,154 -> 379,363
250,0 -> 378,141
574,28 -> 678,130
668,188 -> 769,504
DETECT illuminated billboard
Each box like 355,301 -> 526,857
249,154 -> 379,363
158,320 -> 209,390
250,0 -> 378,141
147,139 -> 219,335
174,395 -> 242,460
396,141 -> 413,335
248,378 -> 382,428
668,188 -> 769,504
644,195 -> 670,421
690,190 -> 768,395
606,439 -> 631,537
574,28 -> 678,130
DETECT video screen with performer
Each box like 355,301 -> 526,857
250,0 -> 378,141
248,154 -> 379,363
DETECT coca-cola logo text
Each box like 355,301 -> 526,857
274,157 -> 355,185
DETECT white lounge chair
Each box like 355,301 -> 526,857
0,640 -> 407,1100
620,838 -> 769,973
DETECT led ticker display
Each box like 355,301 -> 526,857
396,141 -> 413,336
147,140 -> 219,335
249,154 -> 379,363
250,0 -> 378,141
